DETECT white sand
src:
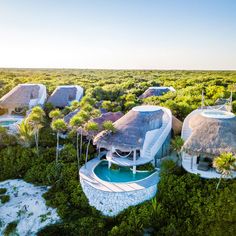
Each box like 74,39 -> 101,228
0,179 -> 60,235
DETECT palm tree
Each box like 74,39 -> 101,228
69,115 -> 84,177
171,136 -> 184,164
51,119 -> 67,164
213,152 -> 236,190
84,121 -> 99,168
70,100 -> 80,111
102,120 -> 116,133
27,106 -> 45,154
49,109 -> 61,120
17,120 -> 34,147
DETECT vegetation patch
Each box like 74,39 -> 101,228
3,221 -> 18,236
0,195 -> 10,204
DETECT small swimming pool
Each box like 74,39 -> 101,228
0,116 -> 23,128
202,110 -> 235,119
93,161 -> 156,183
0,120 -> 18,127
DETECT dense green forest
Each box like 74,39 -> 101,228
0,69 -> 235,235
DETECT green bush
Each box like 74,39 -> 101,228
3,221 -> 18,236
137,163 -> 155,171
0,195 -> 10,204
0,188 -> 7,194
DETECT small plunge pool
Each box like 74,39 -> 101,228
202,110 -> 235,119
94,161 -> 156,183
0,116 -> 23,128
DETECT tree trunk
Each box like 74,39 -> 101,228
34,132 -> 38,154
85,139 -> 91,169
76,132 -> 80,179
80,129 -> 83,161
56,132 -> 59,164
36,129 -> 39,155
216,175 -> 222,190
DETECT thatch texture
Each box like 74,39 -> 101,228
64,108 -> 80,124
139,87 -> 175,99
183,113 -> 236,157
48,86 -> 80,108
0,84 -> 40,109
90,112 -> 123,130
172,115 -> 183,135
94,106 -> 164,151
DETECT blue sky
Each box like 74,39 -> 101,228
0,0 -> 236,69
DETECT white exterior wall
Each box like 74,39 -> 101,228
75,85 -> 84,101
29,84 -> 47,108
141,107 -> 172,159
80,177 -> 157,216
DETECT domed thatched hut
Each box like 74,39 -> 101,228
94,105 -> 172,172
0,84 -> 47,114
139,86 -> 175,99
47,85 -> 83,108
181,108 -> 236,178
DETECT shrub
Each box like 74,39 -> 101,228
0,195 -> 10,204
0,188 -> 7,194
3,221 -> 18,236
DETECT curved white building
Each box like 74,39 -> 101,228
0,84 -> 47,114
181,107 -> 236,178
80,105 -> 172,216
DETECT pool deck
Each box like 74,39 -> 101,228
79,157 -> 159,193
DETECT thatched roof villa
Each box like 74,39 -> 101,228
94,105 -> 173,172
0,84 -> 47,114
139,86 -> 176,99
181,107 -> 236,178
47,85 -> 83,108
80,105 -> 171,216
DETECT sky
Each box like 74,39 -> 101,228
0,0 -> 236,70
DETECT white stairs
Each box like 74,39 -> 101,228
143,108 -> 172,159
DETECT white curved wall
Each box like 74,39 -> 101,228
80,178 -> 157,216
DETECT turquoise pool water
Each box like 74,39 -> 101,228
0,120 -> 18,127
94,161 -> 156,183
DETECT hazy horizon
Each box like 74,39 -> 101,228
0,0 -> 236,70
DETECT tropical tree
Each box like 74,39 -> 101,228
49,109 -> 61,120
70,115 -> 84,177
17,120 -> 34,147
70,100 -> 80,110
171,136 -> 184,163
213,152 -> 236,190
84,121 -> 99,168
27,106 -> 45,154
102,120 -> 116,133
51,119 -> 67,164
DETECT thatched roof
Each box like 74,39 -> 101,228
90,112 -> 123,130
94,106 -> 164,151
182,113 -> 236,157
0,84 -> 41,109
172,115 -> 183,135
139,86 -> 175,99
47,86 -> 82,108
64,108 -> 80,124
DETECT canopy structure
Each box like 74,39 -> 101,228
94,105 -> 164,151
